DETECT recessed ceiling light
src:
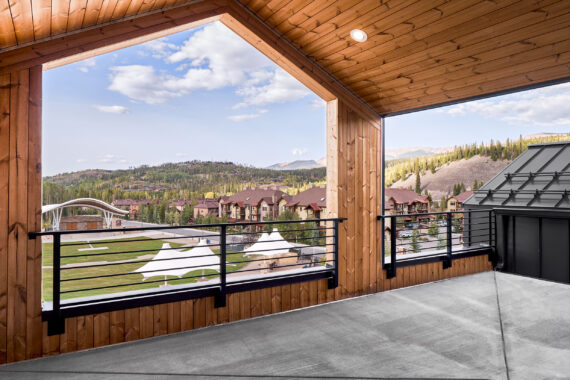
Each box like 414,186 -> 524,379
350,29 -> 367,42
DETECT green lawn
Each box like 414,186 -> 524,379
42,237 -> 184,266
42,237 -> 251,302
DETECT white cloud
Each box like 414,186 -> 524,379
107,22 -> 311,108
93,105 -> 130,114
108,65 -> 182,105
227,108 -> 268,122
236,69 -> 311,107
227,113 -> 261,122
309,98 -> 326,108
141,38 -> 177,59
76,158 -> 87,163
78,58 -> 96,73
292,148 -> 307,156
98,154 -> 128,164
443,83 -> 570,126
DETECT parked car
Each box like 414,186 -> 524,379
437,220 -> 447,227
399,230 -> 412,238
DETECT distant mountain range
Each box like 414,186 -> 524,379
266,147 -> 450,170
266,157 -> 326,170
384,147 -> 451,161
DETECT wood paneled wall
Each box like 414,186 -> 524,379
0,82 -> 493,363
0,67 -> 43,363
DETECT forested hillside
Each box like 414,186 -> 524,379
386,134 -> 570,188
43,161 -> 326,205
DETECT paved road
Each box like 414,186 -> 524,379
124,221 -> 244,244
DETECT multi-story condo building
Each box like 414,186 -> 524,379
286,186 -> 327,220
446,190 -> 474,212
384,188 -> 429,216
218,188 -> 291,222
193,199 -> 219,219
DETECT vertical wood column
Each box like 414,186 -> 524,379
327,100 -> 383,299
0,67 -> 43,364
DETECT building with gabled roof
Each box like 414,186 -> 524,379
385,188 -> 429,216
219,188 -> 291,221
286,186 -> 327,220
447,190 -> 474,212
194,199 -> 219,219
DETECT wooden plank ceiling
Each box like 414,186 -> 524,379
1,0 -> 569,115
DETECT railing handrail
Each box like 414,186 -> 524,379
381,209 -> 496,279
376,209 -> 494,220
29,217 -> 347,238
40,218 -> 345,335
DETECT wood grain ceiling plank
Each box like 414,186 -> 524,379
252,0 -> 292,21
264,0 -> 313,26
96,0 -> 116,24
332,0 -> 560,84
300,0 -> 421,57
0,0 -> 17,47
309,0 -> 466,66
283,0 -> 362,43
376,61 -> 570,114
66,0 -> 88,31
149,0 -> 167,12
51,0 -> 71,36
137,0 -> 156,15
82,0 -> 104,28
271,0 -> 336,37
347,1 -> 570,94
9,0 -> 35,43
31,0 -> 51,41
124,0 -> 144,17
111,0 -> 131,20
329,0 -> 527,79
243,0 -> 266,13
367,46 -> 570,106
353,25 -> 570,97
293,0 -> 387,53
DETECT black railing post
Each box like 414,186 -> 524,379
467,210 -> 472,247
48,233 -> 65,335
444,212 -> 453,269
215,225 -> 227,308
488,210 -> 493,248
387,216 -> 397,279
328,220 -> 339,289
489,210 -> 497,265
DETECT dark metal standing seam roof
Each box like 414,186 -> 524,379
464,142 -> 570,209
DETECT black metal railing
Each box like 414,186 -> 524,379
30,218 -> 346,335
378,210 -> 495,278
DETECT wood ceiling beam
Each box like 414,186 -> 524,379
222,0 -> 381,126
0,0 -> 226,72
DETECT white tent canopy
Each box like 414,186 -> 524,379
244,228 -> 295,257
134,240 -> 220,280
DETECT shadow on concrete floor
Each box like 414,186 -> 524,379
1,271 -> 569,380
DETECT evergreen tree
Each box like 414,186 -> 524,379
410,230 -> 420,253
440,196 -> 447,211
415,169 -> 421,194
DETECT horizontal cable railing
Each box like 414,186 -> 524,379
377,210 -> 495,278
29,218 -> 346,335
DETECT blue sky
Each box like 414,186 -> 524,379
43,22 -> 326,176
388,82 -> 570,150
43,22 -> 570,176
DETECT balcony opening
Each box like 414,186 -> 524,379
39,21 -> 337,316
382,82 -> 570,275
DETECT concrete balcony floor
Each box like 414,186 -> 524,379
1,271 -> 569,379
